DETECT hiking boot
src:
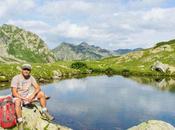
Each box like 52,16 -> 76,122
42,111 -> 54,121
18,122 -> 24,130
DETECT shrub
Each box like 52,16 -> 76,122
88,68 -> 103,73
122,69 -> 130,76
104,67 -> 116,75
71,62 -> 88,69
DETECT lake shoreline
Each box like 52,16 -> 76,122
0,61 -> 173,89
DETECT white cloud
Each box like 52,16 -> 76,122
0,0 -> 35,18
51,21 -> 89,38
142,8 -> 175,31
125,0 -> 166,10
38,0 -> 93,16
1,0 -> 175,50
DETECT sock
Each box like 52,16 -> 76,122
42,107 -> 47,112
17,117 -> 23,123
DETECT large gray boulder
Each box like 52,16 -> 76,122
128,120 -> 175,130
22,105 -> 71,130
151,61 -> 175,74
151,61 -> 169,73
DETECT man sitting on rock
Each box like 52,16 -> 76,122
11,64 -> 54,130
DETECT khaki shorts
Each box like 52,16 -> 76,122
12,94 -> 38,106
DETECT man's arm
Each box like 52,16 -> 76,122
11,87 -> 27,100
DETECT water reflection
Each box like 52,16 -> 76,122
129,76 -> 175,92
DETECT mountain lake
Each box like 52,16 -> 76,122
0,75 -> 175,130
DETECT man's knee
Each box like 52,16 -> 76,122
37,91 -> 45,98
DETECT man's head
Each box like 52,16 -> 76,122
21,64 -> 32,79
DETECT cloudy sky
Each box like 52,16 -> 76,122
1,0 -> 175,50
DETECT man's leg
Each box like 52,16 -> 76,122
14,98 -> 24,130
36,91 -> 46,108
15,98 -> 22,120
36,91 -> 54,121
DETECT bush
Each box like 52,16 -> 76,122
121,69 -> 130,76
104,67 -> 116,75
89,68 -> 103,73
71,62 -> 88,69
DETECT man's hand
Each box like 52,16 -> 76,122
27,94 -> 35,103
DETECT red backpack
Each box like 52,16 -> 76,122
0,96 -> 17,128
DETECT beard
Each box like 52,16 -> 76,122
23,74 -> 31,79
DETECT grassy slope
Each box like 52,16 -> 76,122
84,39 -> 175,76
1,39 -> 175,84
0,62 -> 79,82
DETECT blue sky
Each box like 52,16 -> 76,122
1,0 -> 175,50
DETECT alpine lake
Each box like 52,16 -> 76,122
1,75 -> 175,130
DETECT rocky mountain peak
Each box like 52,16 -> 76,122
0,24 -> 55,63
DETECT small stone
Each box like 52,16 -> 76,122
36,66 -> 42,68
0,76 -> 8,82
52,70 -> 62,79
39,78 -> 45,83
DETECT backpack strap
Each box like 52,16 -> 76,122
0,98 -> 13,106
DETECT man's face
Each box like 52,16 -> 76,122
21,68 -> 31,78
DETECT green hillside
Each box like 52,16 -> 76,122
0,24 -> 55,63
98,39 -> 175,76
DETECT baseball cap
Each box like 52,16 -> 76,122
21,64 -> 32,71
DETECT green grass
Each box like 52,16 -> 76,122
8,43 -> 47,63
1,46 -> 175,88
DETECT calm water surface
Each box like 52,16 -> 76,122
1,75 -> 175,130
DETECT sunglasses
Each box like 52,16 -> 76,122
22,68 -> 31,71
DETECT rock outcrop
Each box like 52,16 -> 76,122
0,104 -> 71,130
22,105 -> 71,130
52,70 -> 62,79
151,61 -> 169,73
128,120 -> 175,130
151,61 -> 175,74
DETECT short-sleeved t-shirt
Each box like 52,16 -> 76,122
11,74 -> 37,97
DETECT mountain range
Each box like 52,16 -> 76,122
52,42 -> 114,61
113,48 -> 143,55
0,24 -> 145,63
52,42 -> 143,61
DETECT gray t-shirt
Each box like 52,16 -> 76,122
11,74 -> 37,97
